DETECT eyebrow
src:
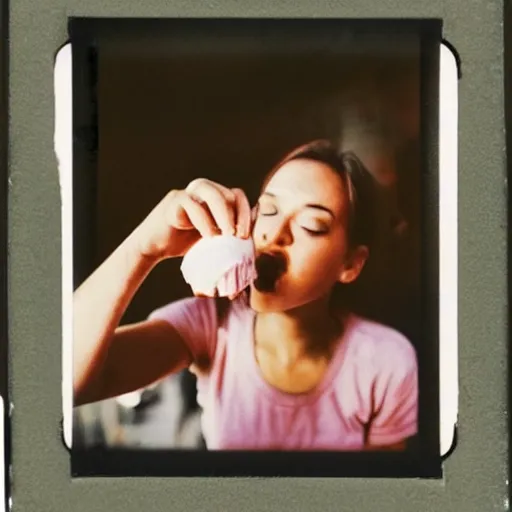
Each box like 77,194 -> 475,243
261,192 -> 335,218
304,204 -> 335,218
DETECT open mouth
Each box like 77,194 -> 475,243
253,252 -> 287,293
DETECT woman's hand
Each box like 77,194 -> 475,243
133,178 -> 252,262
73,179 -> 251,404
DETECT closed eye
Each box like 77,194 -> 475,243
302,226 -> 329,237
257,198 -> 330,235
258,203 -> 278,216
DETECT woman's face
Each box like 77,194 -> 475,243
250,158 -> 365,313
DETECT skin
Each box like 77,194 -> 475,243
72,159 -> 408,450
249,159 -> 367,394
251,159 -> 367,313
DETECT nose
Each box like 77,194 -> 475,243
262,217 -> 293,247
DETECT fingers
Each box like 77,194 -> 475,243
167,191 -> 218,238
168,179 -> 252,239
232,188 -> 251,238
211,184 -> 251,238
186,179 -> 236,235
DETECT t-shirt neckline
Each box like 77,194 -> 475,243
243,308 -> 356,407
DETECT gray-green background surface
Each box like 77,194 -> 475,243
9,1 -> 508,511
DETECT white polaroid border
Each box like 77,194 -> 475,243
56,41 -> 459,457
438,43 -> 458,457
54,43 -> 73,450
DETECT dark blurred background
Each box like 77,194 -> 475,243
96,44 -> 421,331
73,25 -> 422,450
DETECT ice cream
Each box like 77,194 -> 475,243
180,235 -> 256,299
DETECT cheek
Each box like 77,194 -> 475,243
288,239 -> 345,284
251,220 -> 262,240
251,218 -> 268,244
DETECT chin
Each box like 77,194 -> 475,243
249,282 -> 335,314
248,284 -> 314,313
248,285 -> 288,313
249,287 -> 279,312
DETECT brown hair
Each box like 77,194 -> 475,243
216,140 -> 380,325
261,139 -> 378,251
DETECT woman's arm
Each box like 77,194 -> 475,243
73,231 -> 193,406
73,180 -> 251,406
75,318 -> 193,406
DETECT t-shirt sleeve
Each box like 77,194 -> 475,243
147,297 -> 218,364
367,336 -> 418,447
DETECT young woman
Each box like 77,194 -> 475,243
73,139 -> 418,451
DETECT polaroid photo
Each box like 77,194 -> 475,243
55,18 -> 457,478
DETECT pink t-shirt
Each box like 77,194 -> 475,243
149,296 -> 418,451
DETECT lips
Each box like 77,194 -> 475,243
253,252 -> 287,292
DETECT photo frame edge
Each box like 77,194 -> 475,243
8,2 -> 508,512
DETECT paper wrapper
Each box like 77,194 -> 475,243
180,235 -> 256,299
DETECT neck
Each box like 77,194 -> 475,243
255,296 -> 342,364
